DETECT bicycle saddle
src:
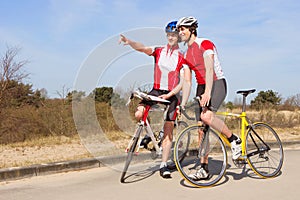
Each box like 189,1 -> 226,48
236,89 -> 256,97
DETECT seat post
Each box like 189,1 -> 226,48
242,94 -> 247,112
237,89 -> 255,112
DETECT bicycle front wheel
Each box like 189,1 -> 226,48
246,122 -> 284,178
120,126 -> 143,183
174,125 -> 227,187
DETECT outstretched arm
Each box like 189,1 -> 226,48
119,34 -> 153,56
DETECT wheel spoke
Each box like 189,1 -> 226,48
174,125 -> 227,187
246,123 -> 284,178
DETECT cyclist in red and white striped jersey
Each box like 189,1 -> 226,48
177,16 -> 242,180
119,21 -> 190,178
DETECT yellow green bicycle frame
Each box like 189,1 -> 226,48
215,111 -> 249,156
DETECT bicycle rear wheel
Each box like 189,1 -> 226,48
120,126 -> 143,183
174,125 -> 227,187
246,122 -> 284,178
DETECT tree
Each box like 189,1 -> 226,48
225,101 -> 235,110
66,90 -> 85,103
0,80 -> 43,108
0,46 -> 30,108
250,90 -> 281,110
111,92 -> 127,107
283,93 -> 300,110
89,86 -> 126,106
91,87 -> 113,103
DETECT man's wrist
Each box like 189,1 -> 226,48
179,105 -> 185,111
167,91 -> 174,98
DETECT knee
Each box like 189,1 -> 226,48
135,106 -> 144,120
200,112 -> 212,125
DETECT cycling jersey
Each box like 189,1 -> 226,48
184,38 -> 225,84
151,44 -> 185,91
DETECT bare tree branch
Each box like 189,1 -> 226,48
0,45 -> 30,106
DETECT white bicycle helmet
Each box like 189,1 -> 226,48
176,16 -> 198,28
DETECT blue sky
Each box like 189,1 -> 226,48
1,0 -> 300,102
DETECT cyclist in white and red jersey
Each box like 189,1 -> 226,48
177,16 -> 242,181
119,21 -> 189,178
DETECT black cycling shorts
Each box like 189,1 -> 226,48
140,89 -> 179,121
195,79 -> 227,120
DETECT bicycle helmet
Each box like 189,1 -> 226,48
165,21 -> 178,33
176,16 -> 198,28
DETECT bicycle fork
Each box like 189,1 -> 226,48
125,120 -> 162,156
125,124 -> 143,154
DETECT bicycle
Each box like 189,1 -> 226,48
174,89 -> 284,187
120,91 -> 188,183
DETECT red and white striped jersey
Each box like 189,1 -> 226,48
184,37 -> 225,84
151,44 -> 185,91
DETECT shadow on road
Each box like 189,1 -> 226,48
120,161 -> 283,186
178,163 -> 284,188
120,164 -> 159,183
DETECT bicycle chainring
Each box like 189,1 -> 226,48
232,158 -> 247,168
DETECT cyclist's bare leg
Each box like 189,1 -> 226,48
200,108 -> 233,138
189,122 -> 210,180
201,108 -> 242,160
135,105 -> 145,121
198,124 -> 209,164
161,121 -> 174,163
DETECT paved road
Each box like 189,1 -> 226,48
0,149 -> 299,200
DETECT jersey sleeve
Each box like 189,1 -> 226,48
149,46 -> 158,56
201,40 -> 215,57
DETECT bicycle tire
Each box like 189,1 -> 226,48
170,120 -> 188,163
246,122 -> 284,178
120,126 -> 143,183
174,125 -> 227,187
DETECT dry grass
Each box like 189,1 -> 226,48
0,135 -> 91,169
0,132 -> 134,169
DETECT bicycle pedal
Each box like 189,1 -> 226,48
232,157 -> 247,168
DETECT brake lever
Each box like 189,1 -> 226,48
125,93 -> 134,106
